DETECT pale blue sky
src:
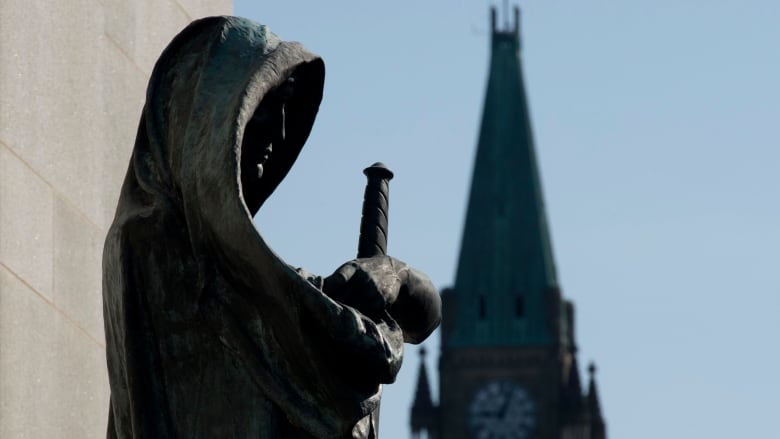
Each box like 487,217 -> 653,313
235,1 -> 780,437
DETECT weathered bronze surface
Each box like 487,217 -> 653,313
102,16 -> 441,439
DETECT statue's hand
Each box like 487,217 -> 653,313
323,256 -> 441,344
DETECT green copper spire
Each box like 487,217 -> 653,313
446,6 -> 558,348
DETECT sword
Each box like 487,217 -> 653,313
356,162 -> 394,439
358,162 -> 394,259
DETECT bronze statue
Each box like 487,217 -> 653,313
102,16 -> 441,439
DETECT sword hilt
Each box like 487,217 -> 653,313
357,162 -> 394,258
356,162 -> 394,439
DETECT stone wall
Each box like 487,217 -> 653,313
0,1 -> 232,436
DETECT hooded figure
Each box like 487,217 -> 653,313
103,16 -> 441,439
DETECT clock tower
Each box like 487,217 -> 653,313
410,6 -> 606,439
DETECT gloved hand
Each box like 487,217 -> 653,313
323,256 -> 441,344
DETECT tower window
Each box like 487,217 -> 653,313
515,294 -> 525,318
479,295 -> 486,319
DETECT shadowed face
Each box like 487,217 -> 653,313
240,75 -> 296,216
237,58 -> 323,218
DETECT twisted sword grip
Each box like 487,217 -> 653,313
356,162 -> 394,439
357,162 -> 394,259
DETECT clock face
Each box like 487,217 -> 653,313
467,380 -> 535,439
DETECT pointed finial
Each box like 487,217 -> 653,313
503,0 -> 510,30
586,361 -> 605,429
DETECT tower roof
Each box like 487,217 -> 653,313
410,347 -> 437,434
560,356 -> 584,423
411,347 -> 434,411
587,363 -> 607,438
447,5 -> 558,348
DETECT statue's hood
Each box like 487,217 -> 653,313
137,15 -> 324,219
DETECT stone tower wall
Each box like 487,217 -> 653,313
0,1 -> 231,436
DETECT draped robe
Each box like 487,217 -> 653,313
102,16 -> 432,438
